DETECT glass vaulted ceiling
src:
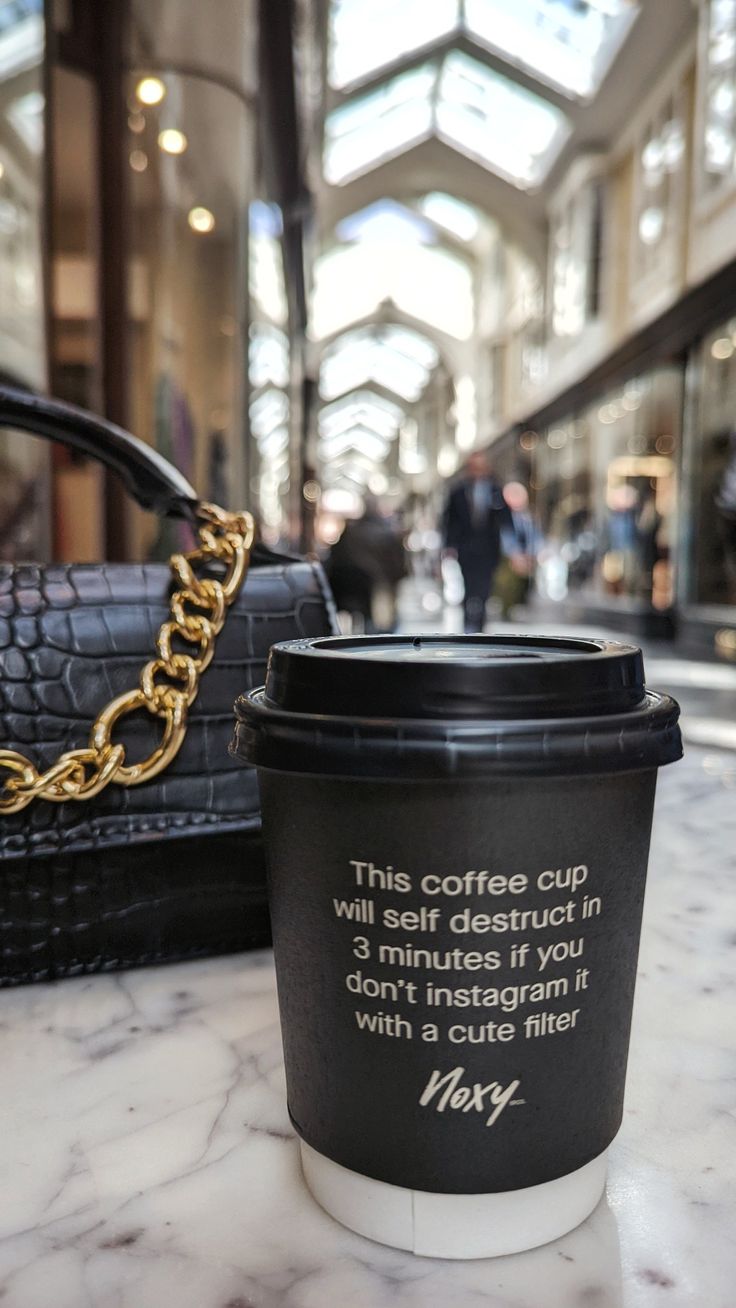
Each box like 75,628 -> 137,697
319,326 -> 439,402
329,0 -> 637,101
417,192 -> 481,241
311,198 -> 474,339
318,392 -> 405,488
319,391 -> 406,440
323,50 -> 570,190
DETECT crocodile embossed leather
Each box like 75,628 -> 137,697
0,502 -> 256,812
0,388 -> 337,984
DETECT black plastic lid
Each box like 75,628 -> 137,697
263,633 -> 647,720
233,634 -> 682,779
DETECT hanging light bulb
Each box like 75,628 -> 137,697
158,128 -> 188,155
135,76 -> 166,106
188,206 -> 216,233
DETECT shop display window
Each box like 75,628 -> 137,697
532,421 -> 595,601
126,67 -> 253,557
586,368 -> 680,610
533,367 -> 681,609
689,321 -> 736,607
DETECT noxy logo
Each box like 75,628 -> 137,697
418,1066 -> 524,1127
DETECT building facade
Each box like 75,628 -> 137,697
486,0 -> 736,656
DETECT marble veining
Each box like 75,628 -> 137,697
1,744 -> 735,1307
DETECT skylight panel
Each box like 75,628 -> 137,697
336,198 -> 436,244
249,229 -> 287,326
319,328 -> 438,403
319,426 -> 392,462
417,192 -> 481,241
380,325 -> 440,369
463,0 -> 638,100
324,50 -> 570,191
249,389 -> 289,439
435,50 -> 570,187
7,88 -> 43,153
319,391 -> 405,439
323,65 -> 435,184
311,240 -> 473,340
256,428 -> 289,459
319,346 -> 428,403
329,0 -> 457,89
0,2 -> 42,81
249,324 -> 289,389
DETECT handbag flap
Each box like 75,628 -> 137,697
0,557 -> 336,860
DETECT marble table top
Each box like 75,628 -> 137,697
1,743 -> 735,1308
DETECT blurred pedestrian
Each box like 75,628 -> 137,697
602,483 -> 639,594
442,451 -> 513,632
495,481 -> 541,619
326,497 -> 407,633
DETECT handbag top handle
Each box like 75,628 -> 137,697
0,384 -> 199,521
0,386 -> 255,814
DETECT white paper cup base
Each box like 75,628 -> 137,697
299,1140 -> 608,1259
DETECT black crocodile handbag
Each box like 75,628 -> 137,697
0,387 -> 337,985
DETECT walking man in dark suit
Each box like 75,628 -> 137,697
442,451 -> 514,632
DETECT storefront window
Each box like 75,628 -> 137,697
126,67 -> 252,559
587,367 -> 680,609
126,0 -> 257,557
533,367 -> 681,609
532,422 -> 594,601
690,321 -> 736,607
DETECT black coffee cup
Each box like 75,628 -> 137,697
232,634 -> 681,1258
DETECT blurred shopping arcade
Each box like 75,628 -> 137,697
2,0 -> 736,661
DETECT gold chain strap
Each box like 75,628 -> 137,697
0,502 -> 255,815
